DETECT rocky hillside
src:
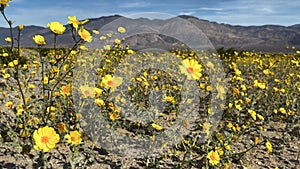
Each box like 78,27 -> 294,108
0,15 -> 299,53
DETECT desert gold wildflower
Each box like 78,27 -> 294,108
78,26 -> 92,42
60,84 -> 72,96
47,106 -> 56,113
95,98 -> 105,106
207,150 -> 220,166
43,76 -> 48,84
33,126 -> 60,152
94,87 -> 103,95
152,123 -> 163,131
18,24 -> 24,31
8,62 -> 14,67
3,73 -> 10,78
254,137 -> 259,144
257,113 -> 264,121
17,109 -> 24,116
79,85 -> 95,98
265,140 -> 272,153
248,109 -> 257,120
227,122 -> 233,129
28,84 -> 35,90
67,16 -> 88,30
163,96 -> 175,104
101,74 -> 123,92
0,0 -> 10,6
65,131 -> 82,146
48,21 -> 66,35
232,87 -> 239,95
33,35 -> 46,45
206,85 -> 212,91
245,97 -> 251,104
224,143 -> 231,150
109,112 -> 118,121
279,107 -> 286,114
92,30 -> 99,34
5,37 -> 11,42
5,101 -> 13,108
2,53 -> 8,57
235,104 -> 242,111
288,111 -> 295,116
100,36 -> 106,40
104,45 -> 111,50
179,58 -> 202,80
114,38 -> 121,44
118,26 -> 126,33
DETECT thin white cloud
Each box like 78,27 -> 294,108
199,7 -> 223,11
259,7 -> 274,14
179,12 -> 195,16
119,2 -> 151,8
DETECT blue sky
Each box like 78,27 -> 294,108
1,0 -> 299,27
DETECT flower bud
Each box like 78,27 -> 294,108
18,24 -> 24,31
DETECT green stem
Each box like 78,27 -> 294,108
1,9 -> 14,51
16,68 -> 26,106
17,29 -> 21,57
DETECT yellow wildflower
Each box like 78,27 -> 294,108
33,35 -> 46,45
33,126 -> 60,152
5,37 -> 11,43
179,58 -> 202,80
207,150 -> 220,166
28,84 -> 36,90
67,16 -> 88,30
163,96 -> 175,104
5,101 -> 13,108
60,84 -> 72,96
100,74 -> 123,92
65,131 -> 82,146
79,85 -> 95,98
152,123 -> 163,131
17,109 -> 24,116
118,26 -> 126,33
95,98 -> 105,107
248,109 -> 257,120
109,112 -> 118,121
78,26 -> 92,42
18,24 -> 24,31
48,21 -> 66,35
279,107 -> 286,114
0,0 -> 10,6
265,140 -> 272,153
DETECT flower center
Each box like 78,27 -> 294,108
41,136 -> 49,143
82,33 -> 87,39
187,67 -> 194,73
62,87 -> 67,93
107,80 -> 113,86
210,153 -> 217,161
75,21 -> 80,25
71,136 -> 76,142
84,90 -> 90,95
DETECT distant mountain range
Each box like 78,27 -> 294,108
0,15 -> 299,53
